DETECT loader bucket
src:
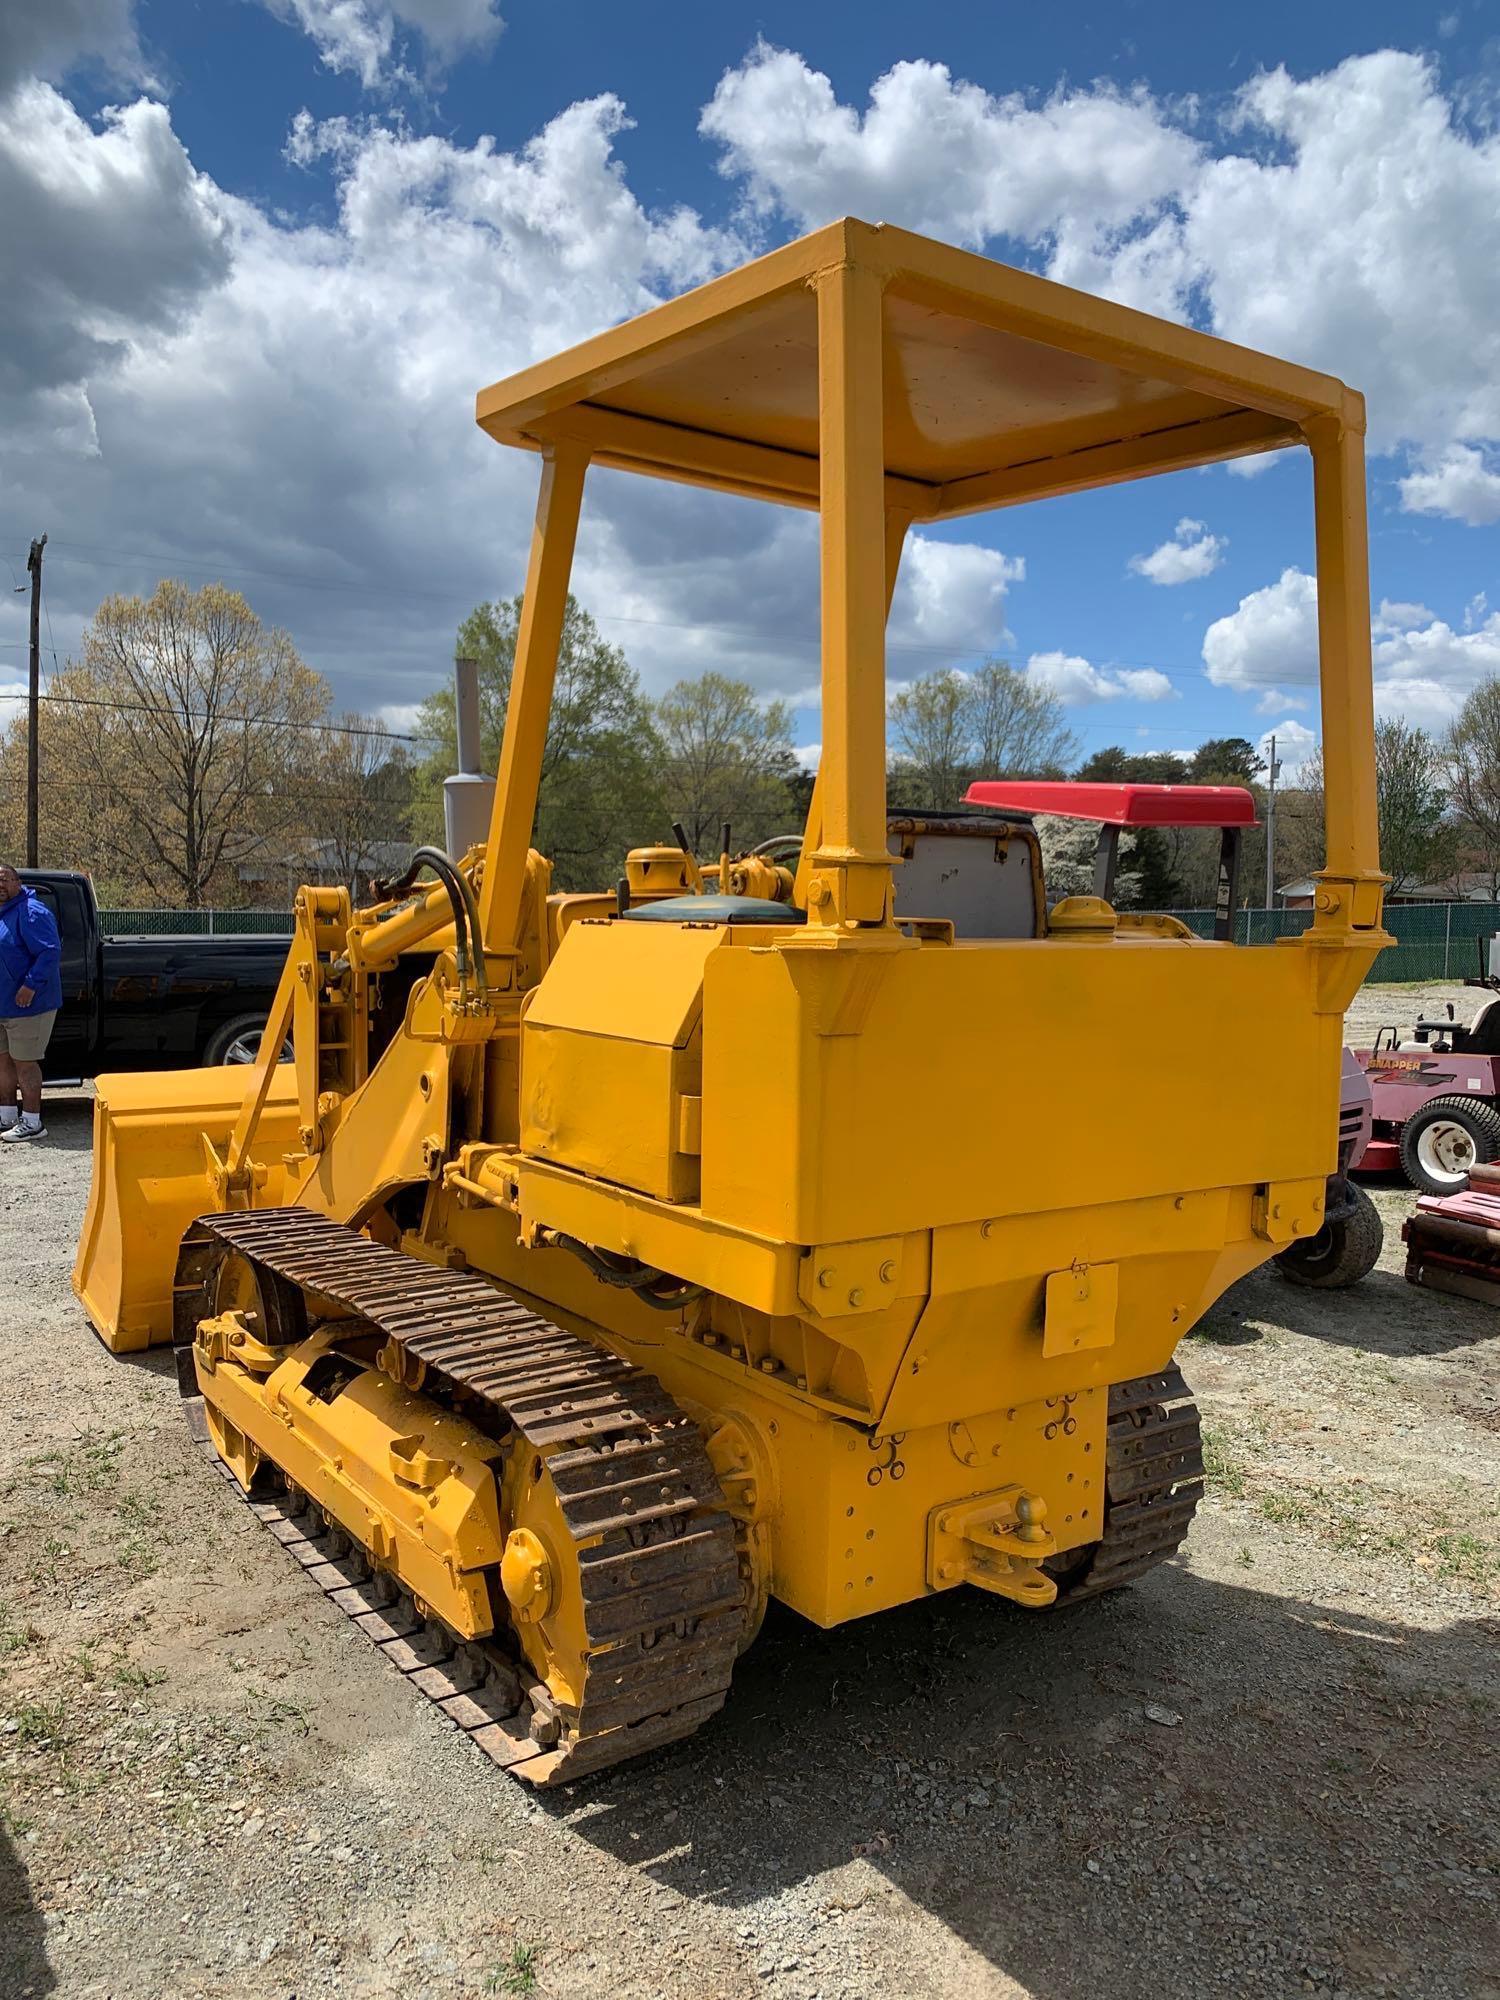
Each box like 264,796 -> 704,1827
73,1066 -> 301,1353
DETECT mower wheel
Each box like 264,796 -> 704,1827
1399,1093 -> 1500,1195
1275,1183 -> 1383,1289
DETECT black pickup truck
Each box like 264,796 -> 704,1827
21,869 -> 289,1081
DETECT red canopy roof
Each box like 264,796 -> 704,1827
963,780 -> 1259,830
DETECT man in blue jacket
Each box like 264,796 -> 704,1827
0,864 -> 62,1143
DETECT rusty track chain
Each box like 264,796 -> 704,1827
173,1207 -> 745,1786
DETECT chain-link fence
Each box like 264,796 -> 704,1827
1156,901 -> 1500,982
101,909 -> 296,936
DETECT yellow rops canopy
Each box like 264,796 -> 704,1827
474,217 -> 1379,942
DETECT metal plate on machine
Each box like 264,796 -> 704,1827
1042,1262 -> 1118,1358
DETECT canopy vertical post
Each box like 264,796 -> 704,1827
478,444 -> 589,955
795,497 -> 912,911
1306,405 -> 1384,929
806,258 -> 893,928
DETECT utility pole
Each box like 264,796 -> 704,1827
25,533 -> 46,869
1263,731 -> 1281,910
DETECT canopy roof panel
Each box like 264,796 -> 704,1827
476,218 -> 1357,520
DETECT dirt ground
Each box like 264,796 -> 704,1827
2,996 -> 1498,2000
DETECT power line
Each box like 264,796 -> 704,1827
6,687 -> 443,745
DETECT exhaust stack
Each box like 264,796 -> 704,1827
442,655 -> 495,860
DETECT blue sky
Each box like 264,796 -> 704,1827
4,0 -> 1500,780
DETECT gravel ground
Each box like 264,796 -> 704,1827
2,1047 -> 1497,2000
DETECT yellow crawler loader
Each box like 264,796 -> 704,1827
74,219 -> 1388,1784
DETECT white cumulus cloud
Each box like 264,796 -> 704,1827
1024,652 -> 1175,705
1129,518 -> 1226,586
266,0 -> 503,89
891,535 -> 1023,657
0,0 -> 148,97
699,43 -> 1197,248
700,45 -> 1500,516
1204,570 -> 1500,734
1399,446 -> 1500,526
1203,570 -> 1319,693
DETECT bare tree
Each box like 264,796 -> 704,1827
967,660 -> 1078,775
888,670 -> 970,808
1447,677 -> 1500,895
314,715 -> 412,898
887,660 -> 1077,808
36,581 -> 328,905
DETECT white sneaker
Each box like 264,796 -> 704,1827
1,1121 -> 45,1143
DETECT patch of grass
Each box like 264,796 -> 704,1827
117,1535 -> 160,1580
12,1433 -> 125,1501
79,1434 -> 126,1491
115,1491 -> 160,1531
1258,1492 -> 1312,1527
487,1944 -> 540,1996
1236,1546 -> 1254,1568
0,1605 -> 41,1658
32,1538 -> 67,1589
11,1700 -> 66,1748
1201,1426 -> 1246,1498
1434,1531 -> 1499,1586
108,1658 -> 165,1694
258,1695 -> 310,1740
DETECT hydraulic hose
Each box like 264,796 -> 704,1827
372,846 -> 488,1002
541,1230 -> 706,1312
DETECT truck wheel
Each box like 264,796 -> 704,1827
1275,1183 -> 1383,1289
202,1013 -> 292,1067
1398,1094 -> 1500,1195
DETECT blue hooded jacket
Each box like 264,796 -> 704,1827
0,888 -> 63,1016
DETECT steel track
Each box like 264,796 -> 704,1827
1049,1363 -> 1206,1600
173,1207 -> 745,1786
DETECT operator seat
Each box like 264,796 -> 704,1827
1451,994 -> 1500,1055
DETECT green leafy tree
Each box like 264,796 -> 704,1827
1188,736 -> 1265,785
652,673 -> 799,853
1076,746 -> 1189,785
1373,716 -> 1454,894
411,594 -> 665,890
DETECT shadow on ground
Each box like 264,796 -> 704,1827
1200,1246 -> 1500,1359
552,1566 -> 1499,2000
21,1096 -> 93,1158
0,1822 -> 53,1999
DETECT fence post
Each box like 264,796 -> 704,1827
1444,900 -> 1452,980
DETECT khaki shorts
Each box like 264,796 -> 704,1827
0,1009 -> 57,1061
